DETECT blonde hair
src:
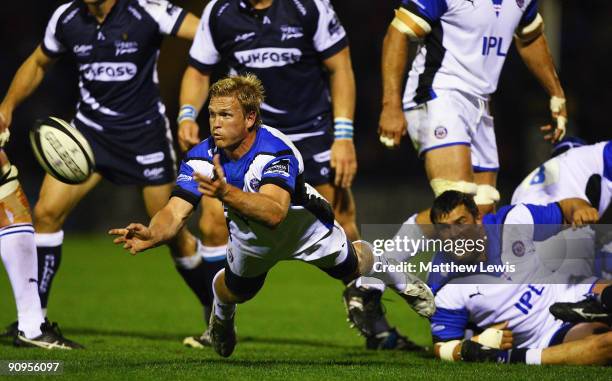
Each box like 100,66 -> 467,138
209,74 -> 265,125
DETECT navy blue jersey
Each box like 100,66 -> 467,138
42,0 -> 187,129
189,0 -> 348,130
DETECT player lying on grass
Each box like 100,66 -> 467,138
109,74 -> 434,357
428,191 -> 611,365
0,130 -> 78,348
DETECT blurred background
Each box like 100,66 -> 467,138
0,0 -> 610,232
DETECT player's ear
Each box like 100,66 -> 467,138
245,111 -> 257,130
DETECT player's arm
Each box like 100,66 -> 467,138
514,6 -> 566,143
177,67 -> 210,151
379,6 -> 429,148
109,197 -> 195,254
0,46 -> 55,130
323,47 -> 357,188
194,155 -> 290,229
557,198 -> 599,226
175,12 -> 199,40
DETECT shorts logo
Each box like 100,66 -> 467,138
512,240 -> 525,257
234,32 -> 256,42
115,41 -> 138,56
249,178 -> 260,191
73,45 -> 93,57
264,158 -> 291,177
320,167 -> 329,177
234,48 -> 302,68
143,167 -> 165,180
280,25 -> 303,41
136,152 -> 165,165
434,126 -> 448,139
227,248 -> 234,263
80,62 -> 137,82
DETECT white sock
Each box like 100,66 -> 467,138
526,348 -> 543,365
200,243 -> 227,262
1,227 -> 44,339
173,252 -> 202,270
365,252 -> 409,293
212,270 -> 235,320
355,277 -> 386,292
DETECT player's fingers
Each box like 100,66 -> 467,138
212,154 -> 225,179
112,237 -> 126,245
334,161 -> 344,187
108,228 -> 127,236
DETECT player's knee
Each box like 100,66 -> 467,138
223,266 -> 267,303
33,201 -> 66,232
353,240 -> 374,277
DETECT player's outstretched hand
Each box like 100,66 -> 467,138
378,104 -> 407,149
195,154 -> 230,200
572,206 -> 599,228
471,321 -> 514,350
108,223 -> 155,255
330,139 -> 357,188
178,120 -> 201,152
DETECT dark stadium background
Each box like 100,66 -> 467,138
1,0 -> 610,232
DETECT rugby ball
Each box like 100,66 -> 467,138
30,117 -> 95,184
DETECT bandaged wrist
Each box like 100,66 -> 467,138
474,328 -> 504,349
439,340 -> 462,362
550,96 -> 566,113
178,104 -> 197,124
334,117 -> 354,140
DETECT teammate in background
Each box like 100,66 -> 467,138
178,0 -> 377,348
379,0 -> 567,221
0,0 -> 202,343
110,75 -> 435,358
0,127 -> 78,348
428,191 -> 611,366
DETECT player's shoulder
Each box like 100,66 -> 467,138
49,1 -> 81,26
256,126 -> 299,157
185,137 -> 216,162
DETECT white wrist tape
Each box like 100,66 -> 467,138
379,136 -> 395,147
0,129 -> 10,148
550,96 -> 567,140
474,328 -> 504,349
439,340 -> 462,362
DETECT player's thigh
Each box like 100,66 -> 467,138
564,322 -> 610,343
141,182 -> 173,217
34,173 -> 102,232
424,144 -> 473,181
198,196 -> 228,246
315,184 -> 355,215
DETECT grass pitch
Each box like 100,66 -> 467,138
0,236 -> 610,380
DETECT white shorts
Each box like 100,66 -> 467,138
227,223 -> 351,278
405,90 -> 499,172
534,277 -> 599,348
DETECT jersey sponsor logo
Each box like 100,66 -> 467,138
281,25 -> 304,41
127,5 -> 142,20
514,284 -> 544,315
264,158 -> 291,177
73,44 -> 93,57
143,166 -> 165,180
291,0 -> 307,16
234,32 -> 256,42
234,48 -> 302,68
512,240 -> 525,257
136,151 -> 165,165
115,41 -> 139,56
434,126 -> 447,139
249,177 -> 261,191
328,15 -> 342,36
80,62 -> 137,82
176,174 -> 193,183
482,36 -> 507,56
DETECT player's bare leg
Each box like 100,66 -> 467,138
33,173 -> 102,314
316,184 -> 359,241
539,329 -> 612,365
146,185 -> 227,347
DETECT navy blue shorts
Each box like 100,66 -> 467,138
73,116 -> 176,186
288,113 -> 334,187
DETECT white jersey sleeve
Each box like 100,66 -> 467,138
311,0 -> 347,58
138,0 -> 187,36
42,2 -> 72,56
188,0 -> 221,72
